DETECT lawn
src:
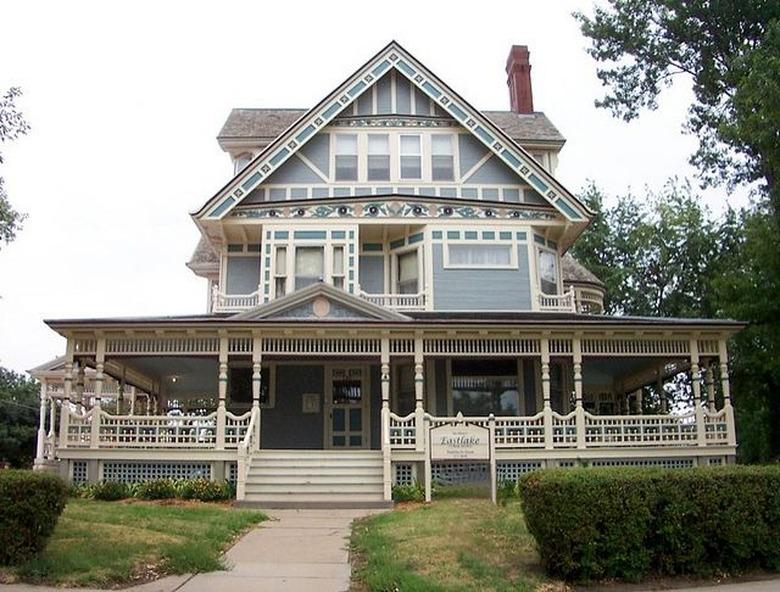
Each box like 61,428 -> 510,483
351,497 -> 566,592
5,498 -> 266,587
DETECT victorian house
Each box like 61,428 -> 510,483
32,42 -> 741,507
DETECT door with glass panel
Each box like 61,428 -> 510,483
325,366 -> 368,448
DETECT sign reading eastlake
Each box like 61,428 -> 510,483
430,423 -> 490,461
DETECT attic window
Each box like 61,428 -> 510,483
335,134 -> 358,181
234,153 -> 253,174
431,134 -> 454,181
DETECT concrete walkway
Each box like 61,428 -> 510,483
2,508 -> 378,592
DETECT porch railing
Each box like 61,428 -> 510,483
538,287 -> 576,313
212,287 -> 261,313
358,290 -> 427,310
386,407 -> 734,452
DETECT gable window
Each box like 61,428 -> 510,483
400,135 -> 422,179
538,249 -> 559,295
367,134 -> 390,181
274,246 -> 287,298
396,250 -> 419,294
431,134 -> 454,181
332,245 -> 345,289
447,244 -> 514,268
335,134 -> 358,181
295,246 -> 324,289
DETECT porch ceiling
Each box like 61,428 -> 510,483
121,356 -> 218,398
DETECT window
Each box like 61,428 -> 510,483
274,246 -> 287,298
335,134 -> 358,181
451,360 -> 520,416
400,135 -> 421,179
396,250 -> 419,294
431,135 -> 454,181
447,244 -> 513,267
367,134 -> 390,181
538,250 -> 559,295
332,245 -> 345,290
234,153 -> 252,174
295,246 -> 324,289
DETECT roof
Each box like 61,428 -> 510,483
561,253 -> 605,288
217,108 -> 565,147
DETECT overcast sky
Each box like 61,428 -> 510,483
0,0 -> 748,374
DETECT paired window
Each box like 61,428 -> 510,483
274,244 -> 347,294
537,249 -> 559,295
447,244 -> 513,268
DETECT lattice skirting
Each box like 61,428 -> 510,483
588,458 -> 695,470
227,462 -> 238,485
72,460 -> 88,484
101,461 -> 212,483
497,461 -> 543,482
431,462 -> 489,485
393,463 -> 414,486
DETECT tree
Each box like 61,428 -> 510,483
0,87 -> 30,248
574,2 -> 780,214
0,367 -> 39,468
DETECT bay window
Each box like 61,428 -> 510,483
367,134 -> 390,181
400,134 -> 422,179
335,134 -> 358,181
431,134 -> 454,181
396,250 -> 419,294
295,246 -> 324,289
538,249 -> 559,295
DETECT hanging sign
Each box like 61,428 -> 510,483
429,422 -> 490,461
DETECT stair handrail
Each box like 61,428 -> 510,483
236,406 -> 259,501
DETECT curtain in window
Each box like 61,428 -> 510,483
538,250 -> 558,294
295,247 -> 324,288
448,244 -> 511,266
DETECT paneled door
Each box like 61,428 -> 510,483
325,366 -> 368,448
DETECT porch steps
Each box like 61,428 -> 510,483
241,449 -> 389,508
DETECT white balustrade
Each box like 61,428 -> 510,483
703,409 -> 729,445
493,414 -> 545,448
551,411 -> 578,447
388,412 -> 417,448
538,287 -> 576,312
212,287 -> 260,313
236,406 -> 259,501
359,291 -> 427,310
224,411 -> 253,448
98,412 -> 218,448
584,412 -> 698,447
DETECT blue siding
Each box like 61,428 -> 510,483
464,155 -> 520,185
359,255 -> 384,293
432,243 -> 532,310
376,73 -> 391,114
226,257 -> 260,294
261,365 -> 324,449
396,74 -> 412,115
300,133 -> 330,177
458,133 -> 489,177
265,154 -> 324,184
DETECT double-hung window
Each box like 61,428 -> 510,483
431,134 -> 454,181
295,246 -> 324,289
367,134 -> 390,181
332,245 -> 345,289
400,135 -> 422,179
447,244 -> 513,268
396,250 -> 419,294
538,249 -> 559,295
335,134 -> 358,181
274,246 -> 287,298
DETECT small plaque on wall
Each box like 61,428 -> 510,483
302,393 -> 320,414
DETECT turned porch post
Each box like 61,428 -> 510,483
719,338 -> 737,447
541,336 -> 553,450
413,333 -> 425,453
48,381 -> 56,439
251,333 -> 262,450
74,362 -> 84,411
380,336 -> 392,501
705,363 -> 716,412
216,335 -> 228,450
657,364 -> 668,414
573,337 -> 586,449
59,339 -> 74,449
129,386 -> 136,416
690,339 -> 707,447
35,378 -> 48,464
90,336 -> 105,449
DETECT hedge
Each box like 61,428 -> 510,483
0,470 -> 68,565
519,465 -> 780,582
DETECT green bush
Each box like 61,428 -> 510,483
133,479 -> 176,500
175,478 -> 234,501
392,482 -> 425,502
89,481 -> 130,501
0,470 -> 68,565
519,465 -> 780,582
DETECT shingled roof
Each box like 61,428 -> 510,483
561,253 -> 605,288
217,108 -> 565,147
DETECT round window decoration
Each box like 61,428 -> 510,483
312,297 -> 331,318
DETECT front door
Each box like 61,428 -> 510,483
325,366 -> 368,448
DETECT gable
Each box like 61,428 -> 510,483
196,41 -> 591,223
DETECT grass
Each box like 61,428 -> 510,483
351,496 -> 564,592
7,498 -> 265,587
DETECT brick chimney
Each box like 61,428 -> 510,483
506,45 -> 534,113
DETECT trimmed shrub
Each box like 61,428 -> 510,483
134,478 -> 176,500
0,470 -> 68,565
392,482 -> 425,502
175,478 -> 234,501
519,465 -> 780,582
90,480 -> 130,501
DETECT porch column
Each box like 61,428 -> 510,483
74,362 -> 84,411
251,333 -> 262,450
573,337 -> 586,449
216,335 -> 228,450
690,339 -> 707,447
35,379 -> 48,463
657,365 -> 668,413
129,387 -> 136,416
541,337 -> 553,450
705,363 -> 716,412
146,392 -> 152,415
117,371 -> 126,414
414,333 -> 425,452
90,336 -> 105,449
380,337 -> 392,501
48,384 -> 56,438
719,338 -> 737,447
59,339 -> 74,449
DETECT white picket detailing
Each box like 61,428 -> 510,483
359,290 -> 427,310
538,287 -> 576,312
212,286 -> 261,313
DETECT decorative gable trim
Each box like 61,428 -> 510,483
230,282 -> 412,322
195,41 -> 590,223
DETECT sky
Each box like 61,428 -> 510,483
0,0 -> 749,374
